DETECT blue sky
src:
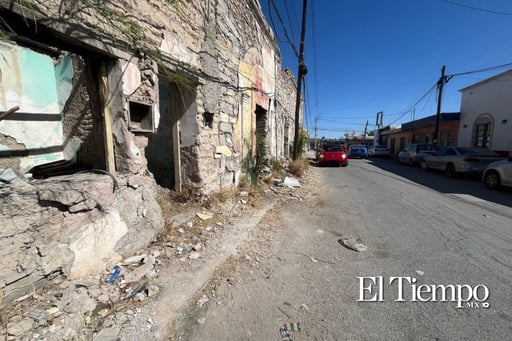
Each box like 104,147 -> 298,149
261,0 -> 512,139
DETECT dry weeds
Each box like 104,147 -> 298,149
288,157 -> 309,177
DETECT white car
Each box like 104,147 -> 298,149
421,147 -> 504,177
482,157 -> 512,189
398,143 -> 436,166
369,145 -> 391,157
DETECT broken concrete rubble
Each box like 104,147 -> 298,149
0,172 -> 163,307
0,165 -> 317,340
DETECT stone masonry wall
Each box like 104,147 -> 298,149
275,68 -> 298,158
0,0 -> 297,194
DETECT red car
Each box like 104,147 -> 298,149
316,144 -> 349,167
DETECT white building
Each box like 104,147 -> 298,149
458,69 -> 512,155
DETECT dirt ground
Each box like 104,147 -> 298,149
165,169 -> 322,340
1,163 -> 318,340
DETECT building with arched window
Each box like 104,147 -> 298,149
458,69 -> 512,156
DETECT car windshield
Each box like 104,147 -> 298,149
323,145 -> 342,151
418,144 -> 436,151
454,147 -> 499,156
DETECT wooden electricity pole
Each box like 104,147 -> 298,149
292,0 -> 308,160
434,65 -> 446,146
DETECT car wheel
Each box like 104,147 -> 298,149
408,158 -> 414,167
484,170 -> 500,189
420,160 -> 428,170
445,163 -> 456,177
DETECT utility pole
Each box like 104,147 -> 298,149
363,120 -> 368,137
292,0 -> 308,160
434,65 -> 446,146
314,113 -> 319,150
411,108 -> 416,143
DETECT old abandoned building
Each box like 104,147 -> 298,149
0,0 -> 301,313
0,0 -> 299,192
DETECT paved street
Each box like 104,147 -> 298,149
171,158 -> 512,340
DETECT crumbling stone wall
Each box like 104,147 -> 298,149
61,55 -> 106,169
0,173 -> 163,306
275,68 -> 298,158
1,0 -> 297,194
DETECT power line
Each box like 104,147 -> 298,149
319,118 -> 377,125
416,85 -> 437,118
266,0 -> 287,43
389,83 -> 438,125
448,61 -> 512,77
269,0 -> 299,59
310,0 -> 319,116
303,78 -> 312,132
440,0 -> 512,16
459,38 -> 512,68
283,0 -> 297,47
386,61 -> 512,126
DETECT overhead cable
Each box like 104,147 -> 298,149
440,0 -> 512,16
390,84 -> 438,124
448,61 -> 512,77
269,0 -> 300,58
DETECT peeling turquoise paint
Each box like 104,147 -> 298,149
19,49 -> 59,113
55,56 -> 74,111
1,43 -> 68,172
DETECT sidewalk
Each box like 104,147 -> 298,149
109,198 -> 278,340
1,171 -> 315,340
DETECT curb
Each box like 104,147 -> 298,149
105,199 -> 278,340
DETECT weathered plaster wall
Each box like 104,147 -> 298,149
459,73 -> 512,152
0,42 -> 65,172
61,55 -> 106,169
1,0 -> 298,194
274,68 -> 297,158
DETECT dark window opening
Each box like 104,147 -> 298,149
255,105 -> 267,165
203,112 -> 214,128
255,105 -> 267,137
129,101 -> 153,132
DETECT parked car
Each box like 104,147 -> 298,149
398,144 -> 437,166
482,156 -> 512,189
368,145 -> 391,157
348,144 -> 368,159
420,147 -> 505,177
316,144 -> 349,167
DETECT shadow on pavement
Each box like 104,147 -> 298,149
366,156 -> 512,208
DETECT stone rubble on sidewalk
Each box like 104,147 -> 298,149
1,166 -> 317,340
338,237 -> 368,252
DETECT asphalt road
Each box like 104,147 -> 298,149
172,158 -> 512,340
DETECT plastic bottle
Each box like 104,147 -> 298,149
105,265 -> 121,283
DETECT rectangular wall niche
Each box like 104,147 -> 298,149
129,101 -> 153,132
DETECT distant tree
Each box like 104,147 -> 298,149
367,131 -> 375,136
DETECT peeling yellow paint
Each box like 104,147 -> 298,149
215,145 -> 233,157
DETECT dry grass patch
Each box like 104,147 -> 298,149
204,188 -> 233,209
288,157 -> 309,177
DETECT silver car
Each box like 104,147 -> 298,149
420,147 -> 505,177
398,143 -> 437,166
482,157 -> 512,189
369,145 -> 391,157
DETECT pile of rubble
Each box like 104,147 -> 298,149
0,165 -> 312,340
